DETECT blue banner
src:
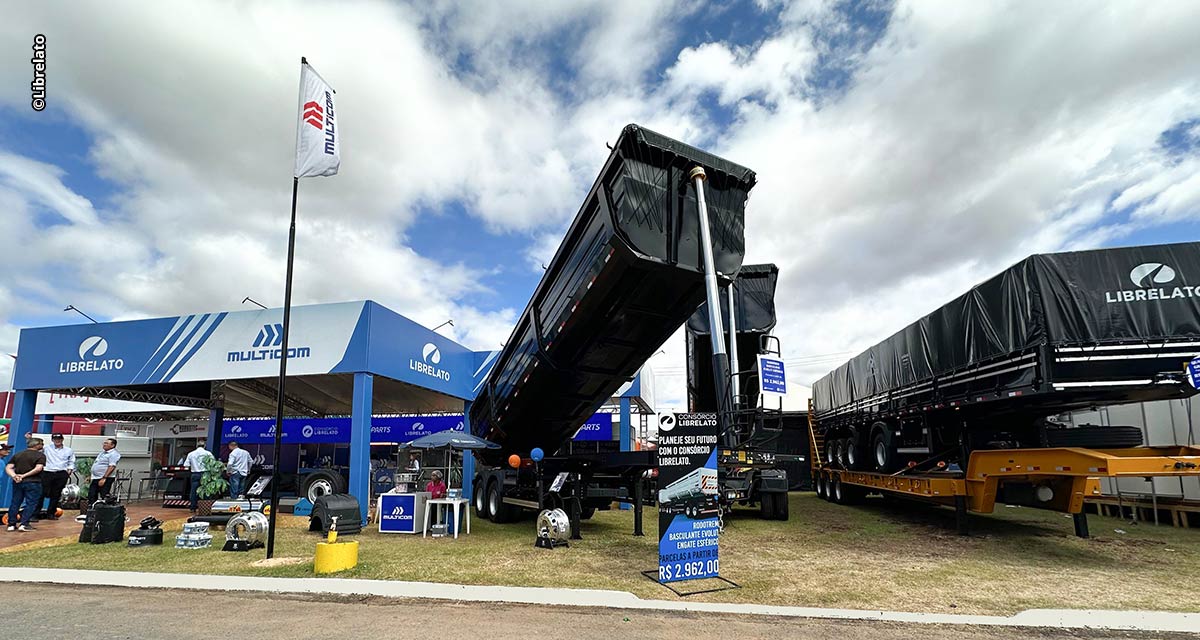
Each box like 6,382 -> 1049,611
1188,357 -> 1200,390
571,413 -> 614,441
222,412 -> 614,445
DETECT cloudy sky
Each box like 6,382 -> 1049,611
1,1 -> 1198,415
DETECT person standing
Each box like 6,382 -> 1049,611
6,438 -> 46,532
89,438 -> 121,505
184,440 -> 214,513
41,433 -> 75,519
225,441 -> 251,499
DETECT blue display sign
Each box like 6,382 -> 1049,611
657,412 -> 720,583
378,493 -> 418,533
758,355 -> 787,395
571,413 -> 614,441
1188,357 -> 1200,390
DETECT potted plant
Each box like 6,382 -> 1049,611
196,455 -> 229,515
75,457 -> 94,510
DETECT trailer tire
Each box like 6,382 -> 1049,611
824,439 -> 837,467
774,492 -> 789,521
815,474 -> 827,500
474,477 -> 490,520
845,433 -> 864,470
759,493 -> 775,519
833,440 -> 846,468
872,430 -> 897,473
487,480 -> 512,524
831,476 -> 844,504
1043,425 -> 1144,449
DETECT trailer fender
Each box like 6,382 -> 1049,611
757,469 -> 788,493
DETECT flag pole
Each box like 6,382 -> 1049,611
267,174 -> 299,559
266,56 -> 307,559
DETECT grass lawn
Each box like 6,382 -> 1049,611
1,493 -> 1197,615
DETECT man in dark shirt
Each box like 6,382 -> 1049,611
5,438 -> 46,532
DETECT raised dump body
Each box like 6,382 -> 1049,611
686,263 -> 779,413
470,124 -> 755,467
812,242 -> 1200,472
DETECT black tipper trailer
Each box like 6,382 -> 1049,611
812,242 -> 1200,473
686,263 -> 793,520
469,124 -> 755,531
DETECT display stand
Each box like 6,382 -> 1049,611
377,492 -> 430,534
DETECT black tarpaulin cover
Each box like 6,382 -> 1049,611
812,242 -> 1200,414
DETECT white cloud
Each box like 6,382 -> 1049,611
3,0 -> 1200,420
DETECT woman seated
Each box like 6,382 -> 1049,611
425,470 -> 447,499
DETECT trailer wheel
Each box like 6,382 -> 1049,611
833,440 -> 846,468
774,492 -> 789,521
759,493 -> 775,519
831,476 -> 844,504
474,477 -> 490,520
487,480 -> 512,524
815,474 -> 827,500
824,439 -> 837,467
845,434 -> 864,470
873,431 -> 897,473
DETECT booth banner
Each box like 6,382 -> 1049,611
222,412 -> 615,445
656,412 -> 720,583
378,493 -> 419,534
570,413 -> 613,441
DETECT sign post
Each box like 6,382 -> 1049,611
648,412 -> 736,594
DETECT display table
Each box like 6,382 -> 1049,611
423,498 -> 470,539
377,492 -> 430,534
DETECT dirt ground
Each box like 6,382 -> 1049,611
2,583 -> 1192,640
2,493 -> 1198,615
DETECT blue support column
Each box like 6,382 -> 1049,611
36,414 -> 52,434
349,372 -> 373,522
1,390 -> 37,510
619,397 -> 632,510
461,401 -> 474,501
619,397 -> 632,451
207,407 -> 224,452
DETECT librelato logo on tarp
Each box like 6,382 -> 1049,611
1106,262 -> 1198,303
59,336 -> 124,373
410,342 -> 451,382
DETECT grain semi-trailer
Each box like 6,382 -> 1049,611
469,124 -> 755,531
810,242 -> 1200,536
686,263 -> 795,520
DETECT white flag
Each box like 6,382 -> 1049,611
294,60 -> 340,178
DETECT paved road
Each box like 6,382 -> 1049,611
1,583 -> 1190,639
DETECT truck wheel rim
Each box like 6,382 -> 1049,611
847,442 -> 857,466
875,441 -> 887,468
308,479 -> 333,501
489,487 -> 499,515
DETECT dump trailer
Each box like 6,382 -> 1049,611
686,263 -> 795,520
809,242 -> 1200,536
470,124 -> 755,531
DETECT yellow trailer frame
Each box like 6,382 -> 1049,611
807,403 -> 1200,536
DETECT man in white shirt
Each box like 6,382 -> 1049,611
42,433 -> 75,519
89,438 -> 121,506
226,442 -> 251,498
183,440 -> 214,513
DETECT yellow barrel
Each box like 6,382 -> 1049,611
313,541 -> 359,574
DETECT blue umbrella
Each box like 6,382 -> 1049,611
401,430 -> 499,450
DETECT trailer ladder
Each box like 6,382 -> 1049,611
807,399 -> 825,472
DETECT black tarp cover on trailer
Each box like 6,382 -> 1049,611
812,242 -> 1200,415
470,124 -> 755,465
